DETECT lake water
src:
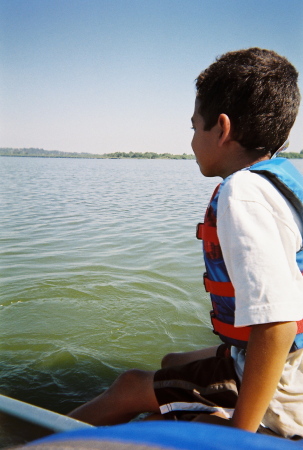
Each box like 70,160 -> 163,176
1,156 -> 303,446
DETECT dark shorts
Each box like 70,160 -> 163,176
154,344 -> 240,421
153,345 -> 302,439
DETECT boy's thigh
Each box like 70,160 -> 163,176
154,347 -> 240,420
161,345 -> 220,368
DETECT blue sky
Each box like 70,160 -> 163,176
1,0 -> 302,155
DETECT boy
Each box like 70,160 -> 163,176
69,48 -> 303,438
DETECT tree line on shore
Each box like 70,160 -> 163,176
0,148 -> 195,159
1,147 -> 303,159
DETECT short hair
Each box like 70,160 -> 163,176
195,48 -> 300,155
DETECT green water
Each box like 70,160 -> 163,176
2,156 -> 303,447
0,157 -> 220,417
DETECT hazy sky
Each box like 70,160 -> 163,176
1,0 -> 302,155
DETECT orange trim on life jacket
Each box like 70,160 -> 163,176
296,319 -> 303,334
211,316 -> 251,341
204,273 -> 235,297
212,316 -> 303,342
196,223 -> 219,244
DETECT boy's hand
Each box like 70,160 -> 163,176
231,321 -> 297,433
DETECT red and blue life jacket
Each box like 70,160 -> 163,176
197,158 -> 303,351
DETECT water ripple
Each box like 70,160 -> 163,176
0,157 -> 231,423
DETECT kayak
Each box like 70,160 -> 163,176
21,421 -> 303,450
1,394 -> 303,449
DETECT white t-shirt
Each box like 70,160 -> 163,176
217,169 -> 303,438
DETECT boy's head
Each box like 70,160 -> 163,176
195,48 -> 300,156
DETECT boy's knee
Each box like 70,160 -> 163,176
117,369 -> 153,388
161,352 -> 175,368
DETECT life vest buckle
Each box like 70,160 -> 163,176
203,272 -> 209,292
196,223 -> 203,240
210,311 -> 219,335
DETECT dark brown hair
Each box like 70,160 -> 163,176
196,48 -> 300,155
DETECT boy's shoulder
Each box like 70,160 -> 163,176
217,167 -> 298,220
219,159 -> 303,218
219,169 -> 275,203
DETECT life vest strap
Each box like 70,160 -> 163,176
196,223 -> 219,244
212,316 -> 303,343
296,318 -> 303,334
211,316 -> 251,341
204,273 -> 235,297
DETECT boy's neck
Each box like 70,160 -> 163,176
220,144 -> 271,179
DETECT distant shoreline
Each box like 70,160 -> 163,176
1,148 -> 302,160
0,148 -> 195,160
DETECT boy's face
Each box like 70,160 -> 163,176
191,99 -> 222,177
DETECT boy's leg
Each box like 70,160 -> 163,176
161,345 -> 219,368
155,349 -> 239,423
68,369 -> 160,426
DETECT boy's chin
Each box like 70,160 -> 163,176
196,162 -> 210,177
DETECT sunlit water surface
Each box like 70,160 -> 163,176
1,157 -> 303,446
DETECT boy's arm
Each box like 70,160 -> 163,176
231,321 -> 297,433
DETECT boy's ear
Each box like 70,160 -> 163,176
217,114 -> 232,146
